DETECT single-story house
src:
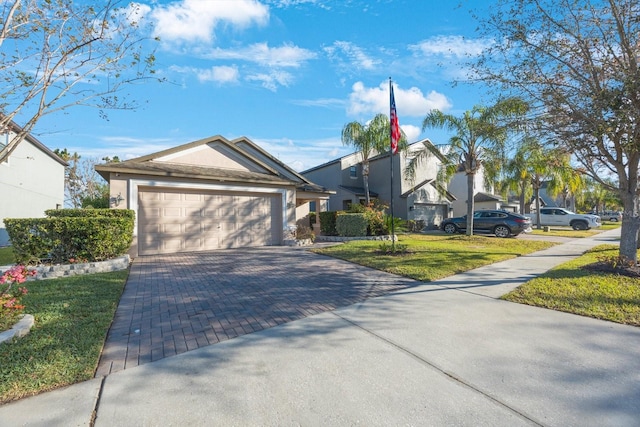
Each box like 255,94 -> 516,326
0,120 -> 67,246
95,135 -> 333,256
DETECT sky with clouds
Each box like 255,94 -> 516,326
35,0 -> 497,172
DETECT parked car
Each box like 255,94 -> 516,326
603,211 -> 622,222
525,208 -> 601,230
441,210 -> 533,238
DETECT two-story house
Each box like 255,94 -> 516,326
0,120 -> 67,246
447,165 -> 511,214
302,139 -> 455,230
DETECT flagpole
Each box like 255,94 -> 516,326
389,77 -> 395,251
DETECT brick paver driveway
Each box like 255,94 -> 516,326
96,246 -> 419,376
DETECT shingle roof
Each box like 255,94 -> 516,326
96,160 -> 294,186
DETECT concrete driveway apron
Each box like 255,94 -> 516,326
96,246 -> 419,376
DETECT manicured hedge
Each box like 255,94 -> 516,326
336,213 -> 368,237
5,209 -> 134,265
319,211 -> 339,236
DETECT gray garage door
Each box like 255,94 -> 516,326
138,187 -> 281,255
412,203 -> 448,230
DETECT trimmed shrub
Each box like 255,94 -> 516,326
336,213 -> 368,237
319,211 -> 339,236
347,204 -> 387,236
45,208 -> 133,219
5,209 -> 134,265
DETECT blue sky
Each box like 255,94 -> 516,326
35,0 -> 495,172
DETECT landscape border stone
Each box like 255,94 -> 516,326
0,314 -> 35,345
29,255 -> 131,280
314,235 -> 397,242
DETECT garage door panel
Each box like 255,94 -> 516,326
161,238 -> 183,251
138,188 -> 281,255
163,192 -> 182,201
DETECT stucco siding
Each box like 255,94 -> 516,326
0,139 -> 65,246
302,161 -> 344,211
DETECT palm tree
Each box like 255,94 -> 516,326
406,98 -> 527,236
519,140 -> 579,229
501,141 -> 534,215
341,113 -> 405,206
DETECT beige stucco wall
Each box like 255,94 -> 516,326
0,138 -> 65,246
155,142 -> 266,173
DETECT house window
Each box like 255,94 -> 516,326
349,165 -> 357,178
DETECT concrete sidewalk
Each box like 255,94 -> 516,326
2,228 -> 639,426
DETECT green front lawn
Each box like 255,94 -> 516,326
0,270 -> 128,404
317,233 -> 638,328
314,234 -> 556,281
502,245 -> 640,326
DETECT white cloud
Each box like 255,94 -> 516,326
409,35 -> 492,58
150,0 -> 269,44
246,70 -> 294,91
291,98 -> 345,109
201,65 -> 240,83
401,124 -> 422,143
253,136 -> 348,172
70,136 -> 178,161
347,81 -> 452,117
168,65 -> 240,84
204,43 -> 317,67
324,41 -> 380,71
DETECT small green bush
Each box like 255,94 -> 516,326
384,215 -> 407,234
336,213 -> 368,237
319,211 -> 339,236
347,204 -> 387,236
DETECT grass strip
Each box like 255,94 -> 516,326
502,245 -> 640,326
314,234 -> 556,282
0,270 -> 128,403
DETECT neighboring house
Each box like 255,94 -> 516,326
0,121 -> 67,246
95,135 -> 332,256
302,139 -> 455,229
447,166 -> 510,215
534,181 -> 577,212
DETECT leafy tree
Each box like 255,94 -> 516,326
54,149 -> 109,208
501,140 -> 534,215
522,140 -> 577,229
581,178 -> 621,214
341,113 -> 407,205
474,0 -> 640,262
406,98 -> 527,236
0,0 -> 159,163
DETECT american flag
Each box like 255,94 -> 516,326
390,84 -> 400,155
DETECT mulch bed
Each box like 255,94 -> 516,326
582,262 -> 640,278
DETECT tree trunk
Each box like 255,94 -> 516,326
534,186 -> 542,230
620,192 -> 640,264
466,172 -> 475,236
519,181 -> 526,214
362,161 -> 370,206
